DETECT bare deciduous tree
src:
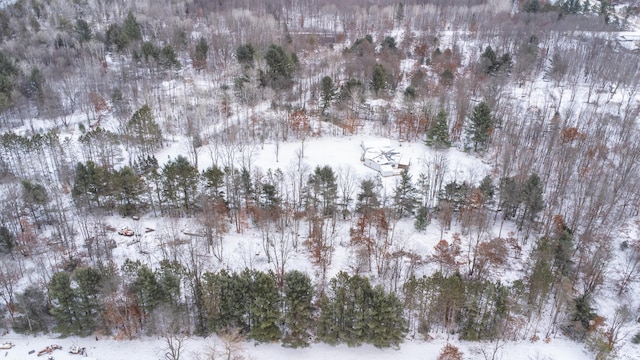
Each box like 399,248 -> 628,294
163,332 -> 187,360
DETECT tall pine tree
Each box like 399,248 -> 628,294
369,286 -> 408,348
72,267 -> 104,335
393,169 -> 418,217
320,76 -> 335,115
162,156 -> 199,214
49,272 -> 77,336
519,173 -> 544,228
128,104 -> 163,157
425,109 -> 451,149
468,102 -> 494,152
282,271 -> 314,348
249,271 -> 282,342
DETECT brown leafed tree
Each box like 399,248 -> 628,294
304,217 -> 334,286
88,91 -> 109,126
438,343 -> 464,360
289,109 -> 310,139
101,289 -> 143,339
0,262 -> 20,319
432,236 -> 461,275
16,218 -> 39,257
349,208 -> 391,275
197,197 -> 229,261
472,238 -> 509,280
396,112 -> 427,141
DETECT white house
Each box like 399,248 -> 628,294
360,140 -> 408,176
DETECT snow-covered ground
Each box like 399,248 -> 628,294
0,333 -> 592,360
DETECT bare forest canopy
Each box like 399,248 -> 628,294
1,0 -> 640,359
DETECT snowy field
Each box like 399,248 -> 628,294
0,333 -> 593,360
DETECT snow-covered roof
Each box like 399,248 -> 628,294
361,139 -> 393,151
361,140 -> 407,176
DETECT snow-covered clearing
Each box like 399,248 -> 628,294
0,333 -> 592,360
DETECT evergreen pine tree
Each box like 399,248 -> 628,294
0,51 -> 19,114
569,294 -> 596,339
344,275 -> 371,346
356,179 -> 380,215
74,19 -> 93,43
236,44 -> 256,68
203,269 -> 253,334
105,23 -> 127,51
519,173 -> 544,227
522,0 -> 541,12
596,0 -> 615,24
49,272 -> 78,336
435,272 -> 466,332
128,104 -> 163,156
563,0 -> 583,13
114,166 -> 143,216
263,45 -> 297,88
439,180 -> 472,211
308,165 -> 338,217
72,161 -> 110,209
123,11 -> 142,42
316,293 -> 339,344
499,176 -> 520,219
527,255 -> 554,309
371,63 -> 390,96
468,101 -> 494,152
282,271 -> 314,348
414,206 -> 429,231
480,46 -> 499,74
393,168 -> 418,217
554,225 -> 575,278
158,260 -> 182,306
72,267 -> 103,335
317,272 -> 354,344
478,175 -> 495,208
162,156 -> 199,213
320,75 -> 335,115
249,271 -> 282,342
318,272 -> 406,347
239,167 -> 254,205
131,265 -> 164,317
21,179 -> 49,225
158,45 -> 180,69
368,286 -> 408,348
202,164 -> 225,197
425,109 -> 451,149
193,37 -> 209,71
0,225 -> 14,253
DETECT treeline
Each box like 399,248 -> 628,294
12,265 -> 406,348
3,220 -> 623,354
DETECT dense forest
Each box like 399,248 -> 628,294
1,0 -> 640,359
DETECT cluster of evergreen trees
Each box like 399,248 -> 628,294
16,265 -> 406,348
404,272 -> 509,341
522,0 -> 616,24
17,250 -> 596,347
